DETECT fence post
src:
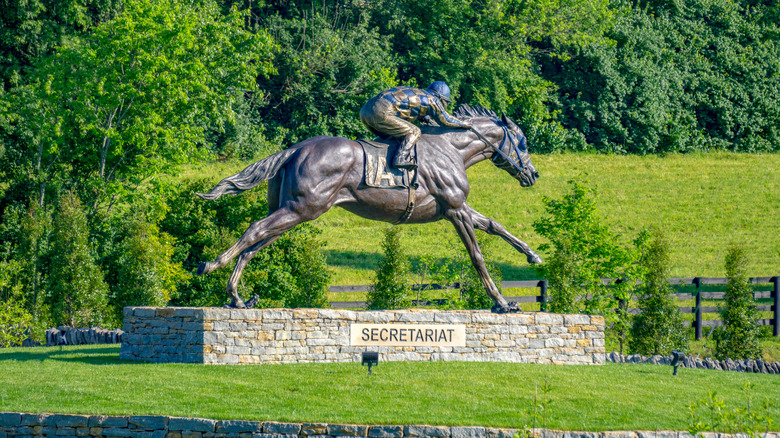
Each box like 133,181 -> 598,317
694,277 -> 702,341
774,276 -> 779,338
540,280 -> 548,312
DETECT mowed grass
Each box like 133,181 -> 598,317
1,345 -> 779,431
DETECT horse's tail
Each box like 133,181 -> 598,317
196,147 -> 298,200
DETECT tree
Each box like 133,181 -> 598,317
273,225 -> 331,308
714,246 -> 763,360
259,10 -> 398,144
0,0 -> 124,90
629,228 -> 688,356
371,0 -> 611,152
532,176 -> 634,315
546,0 -> 780,153
46,191 -> 111,327
8,0 -> 275,217
105,216 -> 188,320
367,227 -> 412,310
0,298 -> 35,347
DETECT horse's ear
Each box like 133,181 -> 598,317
501,112 -> 520,131
501,112 -> 519,130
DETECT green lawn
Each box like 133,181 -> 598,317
1,345 -> 778,431
286,152 -> 780,285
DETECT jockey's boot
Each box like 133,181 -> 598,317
393,139 -> 417,170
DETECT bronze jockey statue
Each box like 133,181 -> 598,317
360,81 -> 472,169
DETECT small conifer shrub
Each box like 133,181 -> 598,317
629,228 -> 688,355
714,246 -> 763,360
366,227 -> 412,310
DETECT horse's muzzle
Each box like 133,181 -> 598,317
517,163 -> 538,187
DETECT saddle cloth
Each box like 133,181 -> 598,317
357,138 -> 417,189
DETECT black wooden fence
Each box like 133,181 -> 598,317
328,276 -> 780,340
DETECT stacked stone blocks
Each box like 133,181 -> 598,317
120,307 -> 605,365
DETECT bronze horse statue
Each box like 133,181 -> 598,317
196,105 -> 542,312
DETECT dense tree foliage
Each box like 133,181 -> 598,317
545,0 -> 780,153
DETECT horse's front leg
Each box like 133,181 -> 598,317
464,204 -> 542,264
446,207 -> 512,312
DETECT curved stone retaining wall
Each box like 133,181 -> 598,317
0,413 -> 777,438
45,327 -> 125,346
120,307 -> 605,365
606,352 -> 780,374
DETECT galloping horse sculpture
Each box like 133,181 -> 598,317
196,105 -> 542,313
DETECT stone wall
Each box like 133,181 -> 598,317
45,327 -> 124,347
1,413 -> 777,438
606,351 -> 780,374
120,307 -> 604,365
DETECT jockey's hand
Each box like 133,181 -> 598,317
460,120 -> 473,129
420,115 -> 437,126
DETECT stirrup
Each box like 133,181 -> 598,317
393,156 -> 417,170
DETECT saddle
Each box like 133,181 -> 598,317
357,138 -> 418,224
357,138 -> 416,189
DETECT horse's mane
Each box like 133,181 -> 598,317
453,104 -> 499,121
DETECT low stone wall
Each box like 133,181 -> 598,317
45,327 -> 124,347
606,351 -> 780,374
120,307 -> 605,365
1,413 -> 777,438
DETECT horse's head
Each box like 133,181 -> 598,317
492,114 -> 538,187
455,105 -> 539,187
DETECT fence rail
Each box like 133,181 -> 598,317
328,276 -> 780,340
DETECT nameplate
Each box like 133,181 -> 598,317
350,324 -> 466,347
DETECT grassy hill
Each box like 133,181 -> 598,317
228,152 -> 776,285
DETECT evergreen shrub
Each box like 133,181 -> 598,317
714,246 -> 763,360
367,227 -> 412,310
46,192 -> 112,327
629,228 -> 688,356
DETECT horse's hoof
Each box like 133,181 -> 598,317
197,261 -> 216,276
527,253 -> 543,264
491,303 -> 520,314
244,294 -> 260,309
224,298 -> 246,309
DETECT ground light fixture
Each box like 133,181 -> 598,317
671,351 -> 685,375
362,351 -> 379,375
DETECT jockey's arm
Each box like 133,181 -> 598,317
431,99 -> 472,129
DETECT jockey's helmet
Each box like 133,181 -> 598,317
427,81 -> 451,104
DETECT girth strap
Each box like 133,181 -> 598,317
394,175 -> 418,225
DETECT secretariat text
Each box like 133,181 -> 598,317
350,323 -> 466,347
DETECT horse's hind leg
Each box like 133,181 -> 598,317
198,207 -> 303,276
464,204 -> 543,264
225,236 -> 280,308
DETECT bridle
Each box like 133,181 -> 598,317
470,122 -> 529,175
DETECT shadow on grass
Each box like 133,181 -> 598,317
0,345 -> 125,365
324,249 -> 382,271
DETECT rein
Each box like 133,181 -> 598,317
470,124 -> 527,175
